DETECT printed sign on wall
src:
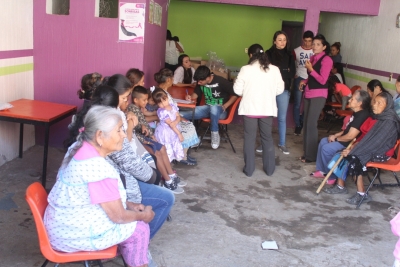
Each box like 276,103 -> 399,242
119,2 -> 145,43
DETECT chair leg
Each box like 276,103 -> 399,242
41,259 -> 49,267
84,260 -> 90,267
357,168 -> 380,209
196,125 -> 209,152
98,259 -> 104,267
222,124 -> 236,153
393,172 -> 400,186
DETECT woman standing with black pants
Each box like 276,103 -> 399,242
299,34 -> 333,163
234,44 -> 284,176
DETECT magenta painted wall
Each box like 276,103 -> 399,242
33,0 -> 167,147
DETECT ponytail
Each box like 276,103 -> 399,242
248,44 -> 270,71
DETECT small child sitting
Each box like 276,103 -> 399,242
127,86 -> 187,193
152,88 -> 186,163
144,91 -> 158,129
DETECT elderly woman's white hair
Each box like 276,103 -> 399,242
60,105 -> 122,169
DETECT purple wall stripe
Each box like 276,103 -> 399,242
0,49 -> 34,60
346,64 -> 400,80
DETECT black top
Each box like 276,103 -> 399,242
339,109 -> 370,147
194,74 -> 236,105
266,48 -> 295,91
308,54 -> 329,90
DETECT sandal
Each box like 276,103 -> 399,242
299,156 -> 305,161
301,158 -> 314,163
179,159 -> 197,166
310,170 -> 326,178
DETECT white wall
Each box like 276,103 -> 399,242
0,0 -> 34,166
320,0 -> 400,93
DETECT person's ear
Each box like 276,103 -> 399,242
95,130 -> 103,147
249,53 -> 252,58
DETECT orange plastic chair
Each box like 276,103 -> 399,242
25,182 -> 118,267
196,97 -> 241,153
359,140 -> 400,208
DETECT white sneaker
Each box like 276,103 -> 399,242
211,131 -> 220,149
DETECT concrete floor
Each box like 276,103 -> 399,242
1,121 -> 400,267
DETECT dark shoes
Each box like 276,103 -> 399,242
294,126 -> 302,136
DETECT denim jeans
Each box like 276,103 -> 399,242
138,181 -> 175,239
315,137 -> 345,179
181,105 -> 227,132
276,90 -> 290,146
293,76 -> 305,128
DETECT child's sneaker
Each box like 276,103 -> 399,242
173,175 -> 187,187
164,179 -> 184,194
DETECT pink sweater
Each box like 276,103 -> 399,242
391,212 -> 400,260
304,52 -> 333,99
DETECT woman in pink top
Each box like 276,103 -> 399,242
299,34 -> 333,163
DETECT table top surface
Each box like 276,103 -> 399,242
0,99 -> 77,122
168,86 -> 196,108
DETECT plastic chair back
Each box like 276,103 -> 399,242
219,97 -> 241,124
350,85 -> 361,94
25,182 -> 118,265
25,182 -> 55,261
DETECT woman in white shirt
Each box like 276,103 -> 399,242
234,44 -> 284,177
173,54 -> 196,87
165,30 -> 183,72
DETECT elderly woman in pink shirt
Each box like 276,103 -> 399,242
299,34 -> 333,163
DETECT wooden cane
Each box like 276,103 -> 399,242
316,138 -> 356,194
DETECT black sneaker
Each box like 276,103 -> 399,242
294,126 -> 302,136
164,179 -> 184,194
346,193 -> 372,205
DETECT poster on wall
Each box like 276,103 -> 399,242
154,3 -> 162,26
149,0 -> 154,24
119,2 -> 145,43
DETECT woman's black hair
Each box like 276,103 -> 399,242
268,31 -> 291,65
367,79 -> 389,94
126,68 -> 144,86
77,72 -> 103,100
63,85 -> 119,149
154,68 -> 173,84
177,54 -> 193,84
167,29 -> 173,40
152,88 -> 168,104
313,34 -> 330,55
248,44 -> 270,71
105,74 -> 132,95
333,63 -> 346,84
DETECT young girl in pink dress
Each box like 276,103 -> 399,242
152,88 -> 185,162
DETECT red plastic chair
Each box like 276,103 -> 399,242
196,97 -> 241,153
359,140 -> 400,208
326,85 -> 361,109
25,182 -> 118,267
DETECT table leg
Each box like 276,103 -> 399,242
19,123 -> 24,158
41,124 -> 50,188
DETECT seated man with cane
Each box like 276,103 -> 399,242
310,90 -> 371,189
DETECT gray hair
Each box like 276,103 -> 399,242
354,90 -> 371,110
60,106 -> 122,169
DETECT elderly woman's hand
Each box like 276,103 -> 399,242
141,206 -> 155,223
126,202 -> 145,212
341,148 -> 350,157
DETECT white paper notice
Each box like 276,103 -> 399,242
261,241 -> 278,250
119,3 -> 145,43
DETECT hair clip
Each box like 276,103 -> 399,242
79,127 -> 85,133
150,86 -> 155,92
259,50 -> 264,53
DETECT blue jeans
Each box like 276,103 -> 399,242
138,181 -> 175,239
315,137 -> 345,179
276,90 -> 290,146
293,77 -> 305,128
181,105 -> 227,132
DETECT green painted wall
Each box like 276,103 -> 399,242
168,1 -> 305,67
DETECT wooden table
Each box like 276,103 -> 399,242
168,86 -> 196,121
0,99 -> 77,188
